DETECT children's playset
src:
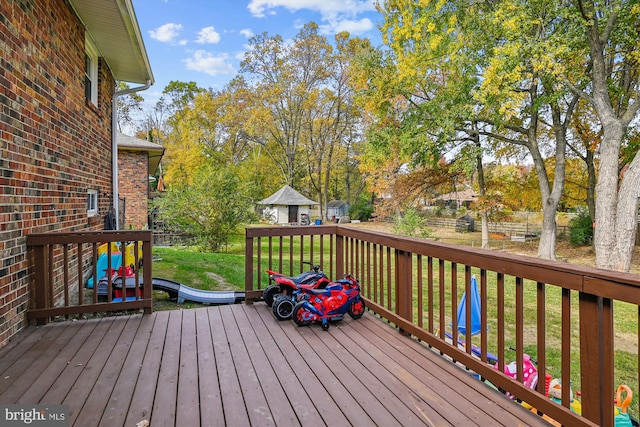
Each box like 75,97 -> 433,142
87,242 -> 245,304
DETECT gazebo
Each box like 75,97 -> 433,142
258,185 -> 318,225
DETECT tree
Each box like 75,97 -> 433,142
568,100 -> 600,221
115,82 -> 144,134
157,162 -> 256,252
241,23 -> 332,187
371,0 -> 599,261
240,23 -> 367,215
145,81 -> 205,152
566,1 -> 640,271
392,205 -> 436,239
157,81 -> 209,186
303,33 -> 366,219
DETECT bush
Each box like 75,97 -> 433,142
392,206 -> 436,239
568,207 -> 593,246
157,163 -> 257,252
349,200 -> 374,222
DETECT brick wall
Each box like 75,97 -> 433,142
0,0 -> 115,346
119,150 -> 149,230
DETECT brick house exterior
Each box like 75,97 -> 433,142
117,133 -> 165,230
0,0 -> 153,347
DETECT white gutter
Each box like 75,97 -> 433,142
112,79 -> 151,229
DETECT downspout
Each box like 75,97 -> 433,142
112,79 -> 151,229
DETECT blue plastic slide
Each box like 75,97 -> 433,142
86,253 -> 123,289
97,276 -> 245,305
151,278 -> 245,304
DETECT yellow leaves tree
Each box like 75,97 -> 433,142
373,0 -> 586,260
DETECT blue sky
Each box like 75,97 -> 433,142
131,0 -> 384,106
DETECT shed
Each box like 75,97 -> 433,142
456,215 -> 475,232
258,185 -> 318,224
326,200 -> 350,221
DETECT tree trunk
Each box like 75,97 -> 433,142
481,212 -> 490,249
538,203 -> 558,259
529,135 -> 560,261
473,127 -> 490,249
579,2 -> 640,271
594,122 -> 639,270
612,156 -> 640,270
586,147 -> 596,222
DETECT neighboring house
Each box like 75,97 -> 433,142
117,133 -> 165,230
434,189 -> 479,210
0,0 -> 153,347
258,185 -> 318,224
326,200 -> 350,221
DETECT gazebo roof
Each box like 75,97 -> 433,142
258,185 -> 318,206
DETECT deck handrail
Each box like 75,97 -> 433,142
246,224 -> 640,427
27,230 -> 153,323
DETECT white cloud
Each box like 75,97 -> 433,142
240,28 -> 255,39
196,26 -> 221,44
184,50 -> 236,76
319,17 -> 374,36
248,0 -> 376,18
149,23 -> 184,43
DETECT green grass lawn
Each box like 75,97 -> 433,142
151,245 -> 245,310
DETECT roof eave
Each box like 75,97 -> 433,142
68,0 -> 154,85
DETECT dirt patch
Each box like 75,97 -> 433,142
206,272 -> 231,288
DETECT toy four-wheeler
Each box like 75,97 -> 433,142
263,261 -> 330,308
291,274 -> 366,331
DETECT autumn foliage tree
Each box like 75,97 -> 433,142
362,0 -> 639,270
240,23 -> 366,217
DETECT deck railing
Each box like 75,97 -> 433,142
27,230 -> 153,323
246,224 -> 640,427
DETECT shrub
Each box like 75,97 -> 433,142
157,163 -> 257,252
349,200 -> 374,221
568,207 -> 593,246
392,206 -> 436,239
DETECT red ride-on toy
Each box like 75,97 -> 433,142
292,274 -> 366,331
263,262 -> 330,320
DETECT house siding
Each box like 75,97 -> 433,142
119,150 -> 149,230
0,0 -> 116,346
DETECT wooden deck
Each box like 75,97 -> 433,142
0,304 -> 550,427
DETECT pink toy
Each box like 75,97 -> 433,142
495,354 -> 538,399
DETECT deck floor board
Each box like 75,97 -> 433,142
0,304 -> 551,427
244,304 -> 347,427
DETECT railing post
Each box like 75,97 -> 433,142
245,231 -> 254,303
31,244 -> 49,325
579,292 -> 614,427
395,249 -> 412,330
142,234 -> 153,314
335,231 -> 344,278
